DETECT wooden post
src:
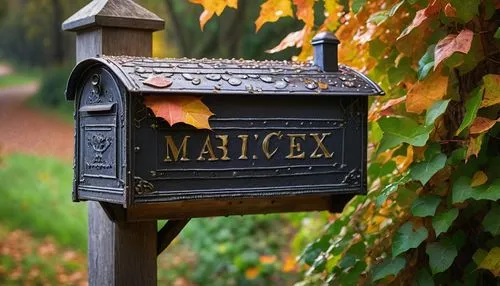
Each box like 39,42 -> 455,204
63,1 -> 164,285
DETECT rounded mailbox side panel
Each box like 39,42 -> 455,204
74,66 -> 126,204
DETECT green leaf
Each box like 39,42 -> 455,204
426,239 -> 458,274
495,28 -> 500,39
392,221 -> 429,257
450,0 -> 480,23
472,249 -> 488,266
453,177 -> 500,203
418,45 -> 435,80
452,176 -> 474,203
412,195 -> 442,217
456,87 -> 483,135
368,11 -> 389,25
378,117 -> 432,152
369,39 -> 386,59
475,179 -> 500,201
413,268 -> 434,286
389,1 -> 405,16
478,247 -> 500,276
352,0 -> 366,13
371,256 -> 406,282
482,205 -> 500,236
432,208 -> 459,237
425,99 -> 450,126
410,153 -> 447,185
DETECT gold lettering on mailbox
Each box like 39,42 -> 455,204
262,132 -> 282,159
286,134 -> 306,159
165,136 -> 190,162
216,135 -> 230,161
310,133 -> 333,159
238,135 -> 249,160
197,136 -> 218,161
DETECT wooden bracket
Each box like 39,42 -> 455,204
157,219 -> 190,256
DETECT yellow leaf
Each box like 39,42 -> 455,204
190,0 -> 238,29
282,256 -> 297,272
255,0 -> 294,31
259,255 -> 277,264
478,247 -> 500,276
394,145 -> 414,174
471,171 -> 488,187
466,134 -> 484,162
481,74 -> 500,108
293,0 -> 315,27
245,267 -> 260,280
199,9 -> 215,30
144,96 -> 214,130
321,0 -> 341,30
406,69 -> 449,114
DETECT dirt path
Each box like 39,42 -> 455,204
0,81 -> 74,161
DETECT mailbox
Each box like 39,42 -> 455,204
66,33 -> 383,220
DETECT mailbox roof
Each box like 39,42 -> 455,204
66,56 -> 384,100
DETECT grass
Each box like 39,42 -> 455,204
0,154 -> 87,251
0,73 -> 38,88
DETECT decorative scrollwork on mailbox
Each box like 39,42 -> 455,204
87,134 -> 113,170
342,168 -> 362,185
134,177 -> 155,195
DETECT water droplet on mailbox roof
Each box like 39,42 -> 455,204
228,78 -> 242,86
260,76 -> 274,83
182,73 -> 193,81
274,80 -> 288,89
191,78 -> 201,85
206,74 -> 222,81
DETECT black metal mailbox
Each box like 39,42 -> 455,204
65,33 -> 383,220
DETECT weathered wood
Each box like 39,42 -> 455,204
63,0 -> 164,32
64,1 -> 168,285
157,220 -> 190,255
126,194 -> 354,221
89,202 -> 157,285
75,28 -> 153,62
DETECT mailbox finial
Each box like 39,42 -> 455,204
312,31 -> 340,72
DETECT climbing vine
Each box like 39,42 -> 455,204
190,0 -> 500,284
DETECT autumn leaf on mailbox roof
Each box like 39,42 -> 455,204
144,96 -> 214,130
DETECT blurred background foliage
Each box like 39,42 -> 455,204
0,0 -> 322,285
1,0 -> 498,285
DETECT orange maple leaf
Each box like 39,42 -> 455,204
190,0 -> 238,30
406,69 -> 449,114
293,0 -> 315,27
144,96 -> 214,130
255,0 -> 294,31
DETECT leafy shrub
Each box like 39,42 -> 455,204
191,0 -> 500,284
30,65 -> 74,117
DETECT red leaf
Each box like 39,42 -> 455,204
143,76 -> 173,88
470,117 -> 499,134
444,3 -> 457,17
397,0 -> 443,40
434,29 -> 474,70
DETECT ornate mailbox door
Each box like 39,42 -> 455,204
75,67 -> 125,203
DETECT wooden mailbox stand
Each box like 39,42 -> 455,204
63,1 -> 382,285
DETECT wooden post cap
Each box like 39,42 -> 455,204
62,0 -> 164,32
